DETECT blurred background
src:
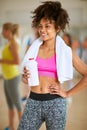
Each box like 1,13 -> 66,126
0,0 -> 87,63
0,0 -> 87,130
0,0 -> 87,60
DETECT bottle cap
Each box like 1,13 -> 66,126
29,58 -> 34,60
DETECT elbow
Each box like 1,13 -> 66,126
15,59 -> 20,65
84,74 -> 87,78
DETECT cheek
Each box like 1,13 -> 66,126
3,32 -> 6,37
2,32 -> 8,38
2,31 -> 5,37
48,30 -> 57,37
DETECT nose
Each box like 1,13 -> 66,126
39,26 -> 46,33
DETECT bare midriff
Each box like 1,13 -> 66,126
31,76 -> 60,94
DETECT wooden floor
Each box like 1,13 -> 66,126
0,77 -> 87,130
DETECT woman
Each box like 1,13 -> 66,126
18,1 -> 87,130
0,23 -> 22,130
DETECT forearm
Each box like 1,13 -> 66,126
0,59 -> 20,65
67,75 -> 87,97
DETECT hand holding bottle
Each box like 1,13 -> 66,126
23,58 -> 39,87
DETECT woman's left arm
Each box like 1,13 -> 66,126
66,50 -> 87,97
49,50 -> 87,98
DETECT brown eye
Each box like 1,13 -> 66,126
45,25 -> 50,28
38,25 -> 42,29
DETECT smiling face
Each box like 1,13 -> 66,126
38,18 -> 58,42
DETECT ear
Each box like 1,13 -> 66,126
57,26 -> 61,33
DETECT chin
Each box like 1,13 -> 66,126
40,37 -> 48,41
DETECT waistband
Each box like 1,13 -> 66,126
29,91 -> 62,101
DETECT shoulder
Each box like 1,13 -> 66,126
9,39 -> 19,49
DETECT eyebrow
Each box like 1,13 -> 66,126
39,23 -> 51,25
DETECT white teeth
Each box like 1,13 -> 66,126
41,34 -> 47,36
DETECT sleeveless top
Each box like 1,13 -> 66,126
36,54 -> 58,78
1,41 -> 19,79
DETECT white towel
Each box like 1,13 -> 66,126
21,35 -> 73,83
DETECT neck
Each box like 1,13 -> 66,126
43,37 -> 56,50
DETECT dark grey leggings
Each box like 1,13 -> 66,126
4,76 -> 22,111
18,95 -> 67,130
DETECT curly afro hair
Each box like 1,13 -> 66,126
32,1 -> 70,32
